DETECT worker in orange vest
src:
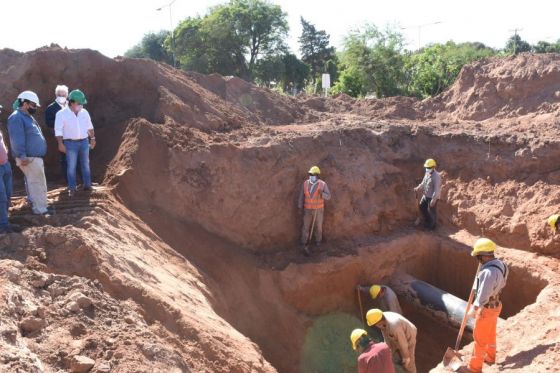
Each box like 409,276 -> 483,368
297,166 -> 331,253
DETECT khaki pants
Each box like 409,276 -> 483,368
17,157 -> 48,214
300,208 -> 324,244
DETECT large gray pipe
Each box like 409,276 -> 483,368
390,273 -> 475,331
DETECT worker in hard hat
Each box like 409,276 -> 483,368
548,214 -> 559,232
7,91 -> 50,216
297,166 -> 331,252
55,89 -> 96,197
367,309 -> 417,373
461,238 -> 508,373
358,284 -> 403,314
350,328 -> 395,373
413,158 -> 442,229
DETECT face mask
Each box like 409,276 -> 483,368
77,105 -> 83,112
56,96 -> 67,105
28,107 -> 37,115
425,168 -> 433,173
309,175 -> 317,183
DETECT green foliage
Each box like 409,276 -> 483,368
254,53 -> 309,92
335,24 -> 408,98
406,41 -> 496,98
124,31 -> 173,65
504,34 -> 532,55
299,17 -> 336,81
173,0 -> 288,81
533,40 -> 560,53
331,67 -> 367,97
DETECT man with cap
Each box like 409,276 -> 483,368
358,284 -> 403,314
461,238 -> 508,373
414,158 -> 442,229
0,105 -> 21,233
350,328 -> 395,373
297,165 -> 331,254
54,89 -> 95,197
7,91 -> 49,215
367,309 -> 418,373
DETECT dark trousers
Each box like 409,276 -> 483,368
419,195 -> 437,229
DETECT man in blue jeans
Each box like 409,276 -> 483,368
54,90 -> 96,197
0,105 -> 22,233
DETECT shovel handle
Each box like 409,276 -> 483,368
454,262 -> 482,351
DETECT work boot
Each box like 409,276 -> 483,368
68,189 -> 76,198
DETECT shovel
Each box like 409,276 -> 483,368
302,209 -> 318,256
443,263 -> 482,371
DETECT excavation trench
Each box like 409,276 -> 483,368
270,232 -> 548,373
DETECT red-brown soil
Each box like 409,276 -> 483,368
0,48 -> 559,373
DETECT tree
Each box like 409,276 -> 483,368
533,40 -> 560,53
299,17 -> 336,81
254,54 -> 309,92
173,0 -> 288,81
334,24 -> 408,97
125,31 -> 173,65
406,41 -> 496,98
504,34 -> 532,55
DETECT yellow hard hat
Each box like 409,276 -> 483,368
350,328 -> 367,350
471,238 -> 496,257
424,158 -> 436,168
308,166 -> 321,175
366,309 -> 383,326
548,214 -> 559,231
369,285 -> 381,299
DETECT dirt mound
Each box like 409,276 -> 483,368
424,53 -> 560,121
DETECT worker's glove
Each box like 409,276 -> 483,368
402,358 -> 411,368
429,199 -> 437,208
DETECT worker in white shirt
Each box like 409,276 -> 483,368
54,89 -> 96,197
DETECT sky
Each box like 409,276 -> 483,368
0,0 -> 559,58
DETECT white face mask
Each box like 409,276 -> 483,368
309,175 -> 318,183
425,168 -> 433,173
56,96 -> 67,105
76,105 -> 83,112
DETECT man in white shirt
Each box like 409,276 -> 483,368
54,89 -> 96,197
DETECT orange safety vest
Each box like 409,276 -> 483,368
304,180 -> 325,209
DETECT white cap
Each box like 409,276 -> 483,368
17,91 -> 41,107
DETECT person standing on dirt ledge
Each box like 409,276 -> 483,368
358,284 -> 403,314
547,214 -> 559,232
7,91 -> 50,216
55,89 -> 95,197
350,328 -> 395,373
460,238 -> 508,373
367,308 -> 417,373
0,105 -> 22,233
413,158 -> 441,230
297,165 -> 331,254
45,85 -> 73,182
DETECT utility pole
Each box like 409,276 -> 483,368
401,21 -> 442,50
509,28 -> 523,55
157,0 -> 177,68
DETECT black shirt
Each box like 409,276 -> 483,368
45,101 -> 63,129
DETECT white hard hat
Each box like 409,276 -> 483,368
17,91 -> 41,107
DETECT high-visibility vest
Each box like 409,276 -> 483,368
304,180 -> 325,209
